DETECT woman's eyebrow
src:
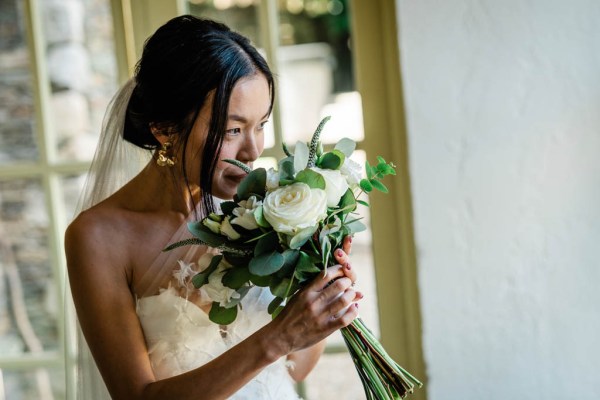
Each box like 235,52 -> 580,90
228,111 -> 270,123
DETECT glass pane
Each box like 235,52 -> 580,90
0,0 -> 39,164
1,367 -> 65,400
278,0 -> 364,145
0,179 -> 59,355
187,0 -> 262,46
60,174 -> 86,223
42,0 -> 119,161
303,352 -> 364,400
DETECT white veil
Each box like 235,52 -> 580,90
66,78 -> 151,399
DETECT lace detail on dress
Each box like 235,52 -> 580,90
136,263 -> 301,400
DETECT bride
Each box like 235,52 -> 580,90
64,15 -> 361,399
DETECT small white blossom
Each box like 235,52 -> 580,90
340,157 -> 362,188
230,196 -> 262,230
203,259 -> 239,307
220,215 -> 241,240
266,167 -> 280,191
311,167 -> 349,207
202,218 -> 221,234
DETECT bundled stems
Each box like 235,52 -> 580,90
341,318 -> 423,399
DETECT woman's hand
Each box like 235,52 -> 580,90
267,236 -> 362,357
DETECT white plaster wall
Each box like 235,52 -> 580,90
395,1 -> 600,399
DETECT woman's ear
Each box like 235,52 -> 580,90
149,122 -> 175,146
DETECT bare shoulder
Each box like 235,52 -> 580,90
64,204 -> 135,280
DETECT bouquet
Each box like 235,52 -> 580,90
166,117 -> 422,399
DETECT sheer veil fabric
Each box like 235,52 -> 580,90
69,78 -> 144,399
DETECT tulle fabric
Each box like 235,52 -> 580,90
67,80 -> 299,399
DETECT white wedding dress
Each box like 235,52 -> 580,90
136,285 -> 300,399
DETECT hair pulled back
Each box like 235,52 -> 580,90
123,15 -> 274,215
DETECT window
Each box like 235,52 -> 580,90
0,0 -> 119,398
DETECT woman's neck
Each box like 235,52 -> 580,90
117,160 -> 201,216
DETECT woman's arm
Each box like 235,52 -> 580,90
65,215 -> 359,400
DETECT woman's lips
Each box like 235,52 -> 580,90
226,173 -> 247,183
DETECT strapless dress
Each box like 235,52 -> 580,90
136,285 -> 301,399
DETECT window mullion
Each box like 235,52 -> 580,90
23,0 -> 55,165
258,0 -> 284,155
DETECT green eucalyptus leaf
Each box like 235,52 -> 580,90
357,199 -> 369,207
318,150 -> 345,170
334,138 -> 356,157
370,179 -> 389,193
223,286 -> 251,309
253,206 -> 271,228
222,252 -> 251,267
267,296 -> 284,315
222,267 -> 253,289
377,155 -> 387,165
289,226 -> 318,249
294,141 -> 309,172
254,231 -> 278,256
359,179 -> 373,193
187,222 -> 226,246
294,251 -> 321,281
338,188 -> 357,213
280,159 -> 295,180
295,169 -> 326,190
270,277 -> 290,298
250,273 -> 271,287
346,220 -> 367,234
208,302 -> 238,325
237,168 -> 267,200
191,255 -> 222,288
279,249 -> 300,275
365,161 -> 375,180
249,251 -> 285,276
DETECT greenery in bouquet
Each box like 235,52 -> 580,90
166,117 -> 422,399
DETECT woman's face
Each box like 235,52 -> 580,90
186,74 -> 271,200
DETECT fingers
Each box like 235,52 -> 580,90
342,235 -> 352,255
329,289 -> 364,318
309,264 -> 347,291
334,248 -> 357,284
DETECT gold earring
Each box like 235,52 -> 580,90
156,141 -> 176,167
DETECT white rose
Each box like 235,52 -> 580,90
266,167 -> 280,191
311,167 -> 349,207
340,157 -> 362,188
220,215 -> 241,240
230,196 -> 261,230
263,182 -> 327,235
203,259 -> 239,307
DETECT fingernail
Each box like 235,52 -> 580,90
357,292 -> 364,299
354,303 -> 359,308
345,263 -> 351,270
349,236 -> 353,244
337,249 -> 343,257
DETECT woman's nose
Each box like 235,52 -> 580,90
240,131 -> 260,162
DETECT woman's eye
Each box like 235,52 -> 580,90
258,120 -> 269,130
226,127 -> 242,136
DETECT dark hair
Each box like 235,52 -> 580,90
123,15 -> 274,215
